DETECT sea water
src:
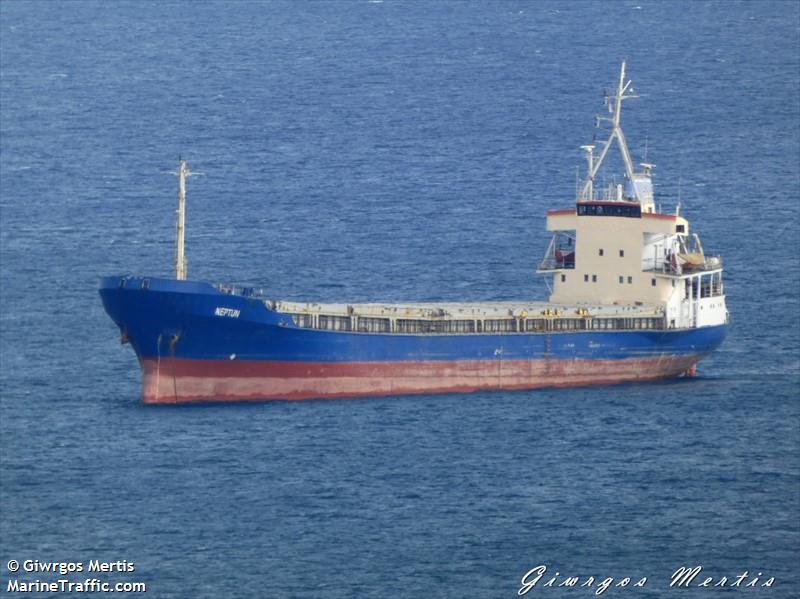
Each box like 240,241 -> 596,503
1,2 -> 798,597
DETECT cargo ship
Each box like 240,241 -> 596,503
99,62 -> 727,404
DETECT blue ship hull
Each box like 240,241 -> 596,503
99,276 -> 727,403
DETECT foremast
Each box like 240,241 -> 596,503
173,160 -> 197,281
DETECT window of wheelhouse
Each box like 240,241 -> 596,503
577,203 -> 641,218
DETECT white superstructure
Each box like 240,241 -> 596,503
538,61 -> 727,330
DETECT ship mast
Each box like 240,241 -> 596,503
174,159 -> 192,280
579,60 -> 639,201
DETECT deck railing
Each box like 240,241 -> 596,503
642,255 -> 723,276
214,283 -> 269,298
286,313 -> 666,335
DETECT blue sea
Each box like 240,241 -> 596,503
1,1 -> 798,597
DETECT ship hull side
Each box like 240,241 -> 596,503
99,277 -> 727,404
140,354 -> 706,403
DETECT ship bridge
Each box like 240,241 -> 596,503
537,60 -> 726,330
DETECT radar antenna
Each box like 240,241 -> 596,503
579,60 -> 639,201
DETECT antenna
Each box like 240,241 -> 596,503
579,60 -> 639,202
580,145 -> 595,200
169,160 -> 204,281
676,175 -> 682,217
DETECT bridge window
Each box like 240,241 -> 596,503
599,248 -> 604,256
619,249 -> 625,257
577,203 -> 641,218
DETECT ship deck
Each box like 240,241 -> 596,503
214,283 -> 668,333
269,299 -> 663,320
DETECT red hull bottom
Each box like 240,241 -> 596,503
138,356 -> 703,404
